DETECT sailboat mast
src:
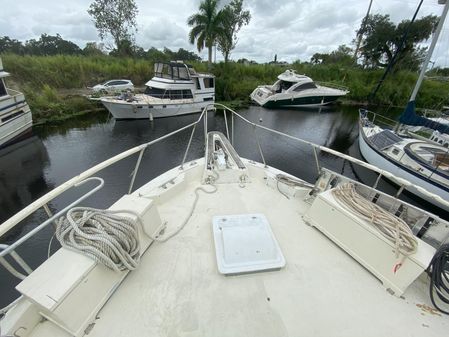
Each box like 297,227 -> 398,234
409,1 -> 449,102
353,0 -> 374,63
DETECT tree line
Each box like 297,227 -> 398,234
312,14 -> 440,72
0,34 -> 202,61
0,0 -> 251,65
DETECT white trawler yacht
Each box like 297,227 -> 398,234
1,104 -> 449,337
250,69 -> 348,108
0,58 -> 32,148
101,61 -> 215,120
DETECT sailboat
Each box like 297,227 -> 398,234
359,1 -> 449,211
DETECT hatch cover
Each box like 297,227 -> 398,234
212,214 -> 286,275
368,129 -> 402,150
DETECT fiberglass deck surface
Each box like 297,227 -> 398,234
89,170 -> 447,337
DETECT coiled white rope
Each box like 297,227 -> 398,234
56,208 -> 141,272
332,183 -> 418,271
56,181 -> 217,271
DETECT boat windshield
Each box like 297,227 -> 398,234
144,87 -> 194,100
293,82 -> 317,91
144,86 -> 165,98
274,80 -> 294,93
412,145 -> 449,173
154,62 -> 191,80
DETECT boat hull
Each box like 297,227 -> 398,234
101,99 -> 214,120
358,126 -> 449,212
262,95 -> 340,108
0,108 -> 33,149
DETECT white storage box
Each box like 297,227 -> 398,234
305,190 -> 435,296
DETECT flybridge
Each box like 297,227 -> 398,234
153,61 -> 193,81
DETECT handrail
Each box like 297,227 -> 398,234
215,103 -> 449,209
0,177 -> 104,257
0,110 -> 206,238
2,103 -> 449,240
315,81 -> 349,92
361,108 -> 398,128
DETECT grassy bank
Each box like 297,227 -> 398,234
2,54 -> 449,124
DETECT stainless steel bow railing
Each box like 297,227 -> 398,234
1,103 -> 449,280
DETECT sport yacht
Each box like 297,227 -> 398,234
0,58 -> 32,148
250,69 -> 348,108
101,61 -> 215,120
1,104 -> 448,336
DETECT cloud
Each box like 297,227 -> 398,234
137,18 -> 189,48
0,0 -> 448,65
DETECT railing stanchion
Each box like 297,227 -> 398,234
373,173 -> 382,189
0,244 -> 33,280
312,147 -> 320,174
204,109 -> 208,144
395,185 -> 405,198
43,203 -> 58,230
181,124 -> 197,169
0,256 -> 27,280
10,250 -> 33,275
128,148 -> 145,194
231,112 -> 234,145
224,109 -> 230,140
254,125 -> 266,167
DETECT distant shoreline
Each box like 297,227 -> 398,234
2,54 -> 448,125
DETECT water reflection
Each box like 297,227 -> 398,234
0,136 -> 51,224
36,110 -> 110,139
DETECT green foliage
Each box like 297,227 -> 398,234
25,34 -> 82,56
0,33 -> 202,61
187,0 -> 227,65
146,47 -> 169,62
83,42 -> 107,56
0,36 -> 25,55
427,67 -> 449,77
1,54 -> 153,88
87,0 -> 138,50
21,84 -> 100,124
359,14 -> 438,70
0,34 -> 82,56
162,48 -> 202,62
311,45 -> 354,66
2,54 -> 449,124
109,39 -> 137,57
217,0 -> 251,62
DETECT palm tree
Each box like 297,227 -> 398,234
187,0 -> 225,68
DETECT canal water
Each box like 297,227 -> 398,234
0,104 -> 447,307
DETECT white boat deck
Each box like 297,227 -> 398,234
78,162 -> 446,337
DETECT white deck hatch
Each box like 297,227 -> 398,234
212,213 -> 285,274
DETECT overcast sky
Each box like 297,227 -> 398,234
1,0 -> 449,65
